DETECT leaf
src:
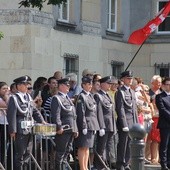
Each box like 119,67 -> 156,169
0,32 -> 4,40
19,0 -> 66,10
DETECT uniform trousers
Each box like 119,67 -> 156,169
116,130 -> 131,168
159,128 -> 170,168
94,131 -> 114,169
14,133 -> 33,170
55,132 -> 74,169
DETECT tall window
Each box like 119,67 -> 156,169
157,1 -> 170,33
107,0 -> 117,32
63,53 -> 79,75
111,60 -> 124,78
155,63 -> 170,77
58,0 -> 70,22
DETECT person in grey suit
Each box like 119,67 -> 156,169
75,76 -> 100,170
93,76 -> 116,170
7,75 -> 45,170
51,77 -> 78,170
156,77 -> 170,170
115,71 -> 138,170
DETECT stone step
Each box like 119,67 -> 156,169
145,164 -> 161,170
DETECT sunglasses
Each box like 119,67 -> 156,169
27,87 -> 33,90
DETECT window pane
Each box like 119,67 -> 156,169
64,55 -> 79,75
111,61 -> 124,78
62,3 -> 68,20
107,14 -> 109,28
158,17 -> 170,31
160,68 -> 169,77
58,0 -> 69,21
158,1 -> 170,32
111,14 -> 115,29
111,0 -> 116,14
107,0 -> 116,31
65,58 -> 70,74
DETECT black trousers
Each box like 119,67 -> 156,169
55,132 -> 74,169
0,124 -> 9,164
159,128 -> 170,168
116,130 -> 131,168
93,131 -> 114,169
14,133 -> 33,170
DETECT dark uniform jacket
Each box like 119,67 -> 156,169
76,90 -> 100,131
7,93 -> 44,135
51,92 -> 78,133
156,91 -> 170,129
94,90 -> 116,133
115,85 -> 138,130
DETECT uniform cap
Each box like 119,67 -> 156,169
58,78 -> 70,86
99,76 -> 112,84
120,70 -> 133,78
82,76 -> 93,84
13,75 -> 31,84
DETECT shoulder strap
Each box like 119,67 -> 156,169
54,95 -> 73,112
120,90 -> 132,107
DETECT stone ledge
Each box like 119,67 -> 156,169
0,9 -> 54,27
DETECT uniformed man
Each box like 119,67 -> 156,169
93,76 -> 116,170
7,75 -> 46,170
51,77 -> 78,170
115,71 -> 138,170
75,76 -> 100,170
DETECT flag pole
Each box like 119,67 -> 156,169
125,40 -> 145,71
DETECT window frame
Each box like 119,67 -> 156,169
111,60 -> 124,78
58,0 -> 70,23
156,0 -> 170,34
107,0 -> 117,32
63,53 -> 79,76
155,63 -> 170,77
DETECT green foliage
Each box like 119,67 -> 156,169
19,0 -> 67,10
0,32 -> 4,40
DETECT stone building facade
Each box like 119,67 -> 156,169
0,0 -> 170,85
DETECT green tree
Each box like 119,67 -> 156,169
19,0 -> 67,10
0,32 -> 4,40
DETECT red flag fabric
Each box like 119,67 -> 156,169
128,1 -> 170,45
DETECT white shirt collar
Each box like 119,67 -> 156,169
83,90 -> 90,95
100,89 -> 107,95
124,85 -> 131,90
165,91 -> 170,96
59,91 -> 67,97
16,92 -> 32,103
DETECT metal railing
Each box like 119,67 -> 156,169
0,108 -> 121,170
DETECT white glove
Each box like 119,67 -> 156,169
99,129 -> 105,137
82,129 -> 88,135
122,127 -> 129,132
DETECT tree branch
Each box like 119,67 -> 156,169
19,0 -> 67,10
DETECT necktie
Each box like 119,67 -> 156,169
106,93 -> 111,101
66,95 -> 71,103
24,94 -> 28,101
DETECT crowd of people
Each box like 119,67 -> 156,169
0,69 -> 170,170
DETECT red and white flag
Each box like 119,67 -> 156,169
128,1 -> 170,45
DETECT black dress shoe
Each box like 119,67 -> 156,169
110,162 -> 116,169
116,165 -> 125,170
161,166 -> 169,170
124,165 -> 131,170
